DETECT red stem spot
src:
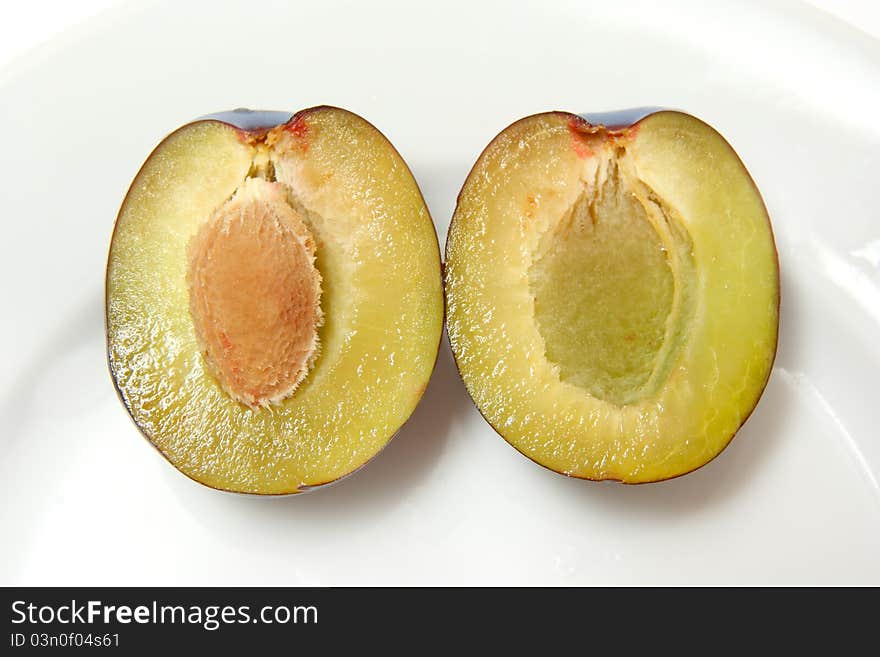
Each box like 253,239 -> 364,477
285,113 -> 310,152
567,117 -> 594,159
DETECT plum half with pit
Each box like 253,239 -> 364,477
106,107 -> 444,494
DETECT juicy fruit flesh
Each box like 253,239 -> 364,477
529,160 -> 676,405
106,110 -> 444,493
187,177 -> 322,408
445,112 -> 779,482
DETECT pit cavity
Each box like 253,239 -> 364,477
187,172 -> 322,409
529,148 -> 694,406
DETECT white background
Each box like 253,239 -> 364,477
2,1 -> 879,70
1,0 -> 879,585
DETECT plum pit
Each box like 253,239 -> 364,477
187,176 -> 322,408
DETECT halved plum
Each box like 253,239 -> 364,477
107,107 -> 444,494
445,110 -> 779,483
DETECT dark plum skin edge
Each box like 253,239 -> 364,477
444,108 -> 780,485
105,107 -> 445,497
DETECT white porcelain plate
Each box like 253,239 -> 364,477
1,0 -> 879,585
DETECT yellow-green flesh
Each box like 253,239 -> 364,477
107,109 -> 444,493
445,112 -> 778,482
